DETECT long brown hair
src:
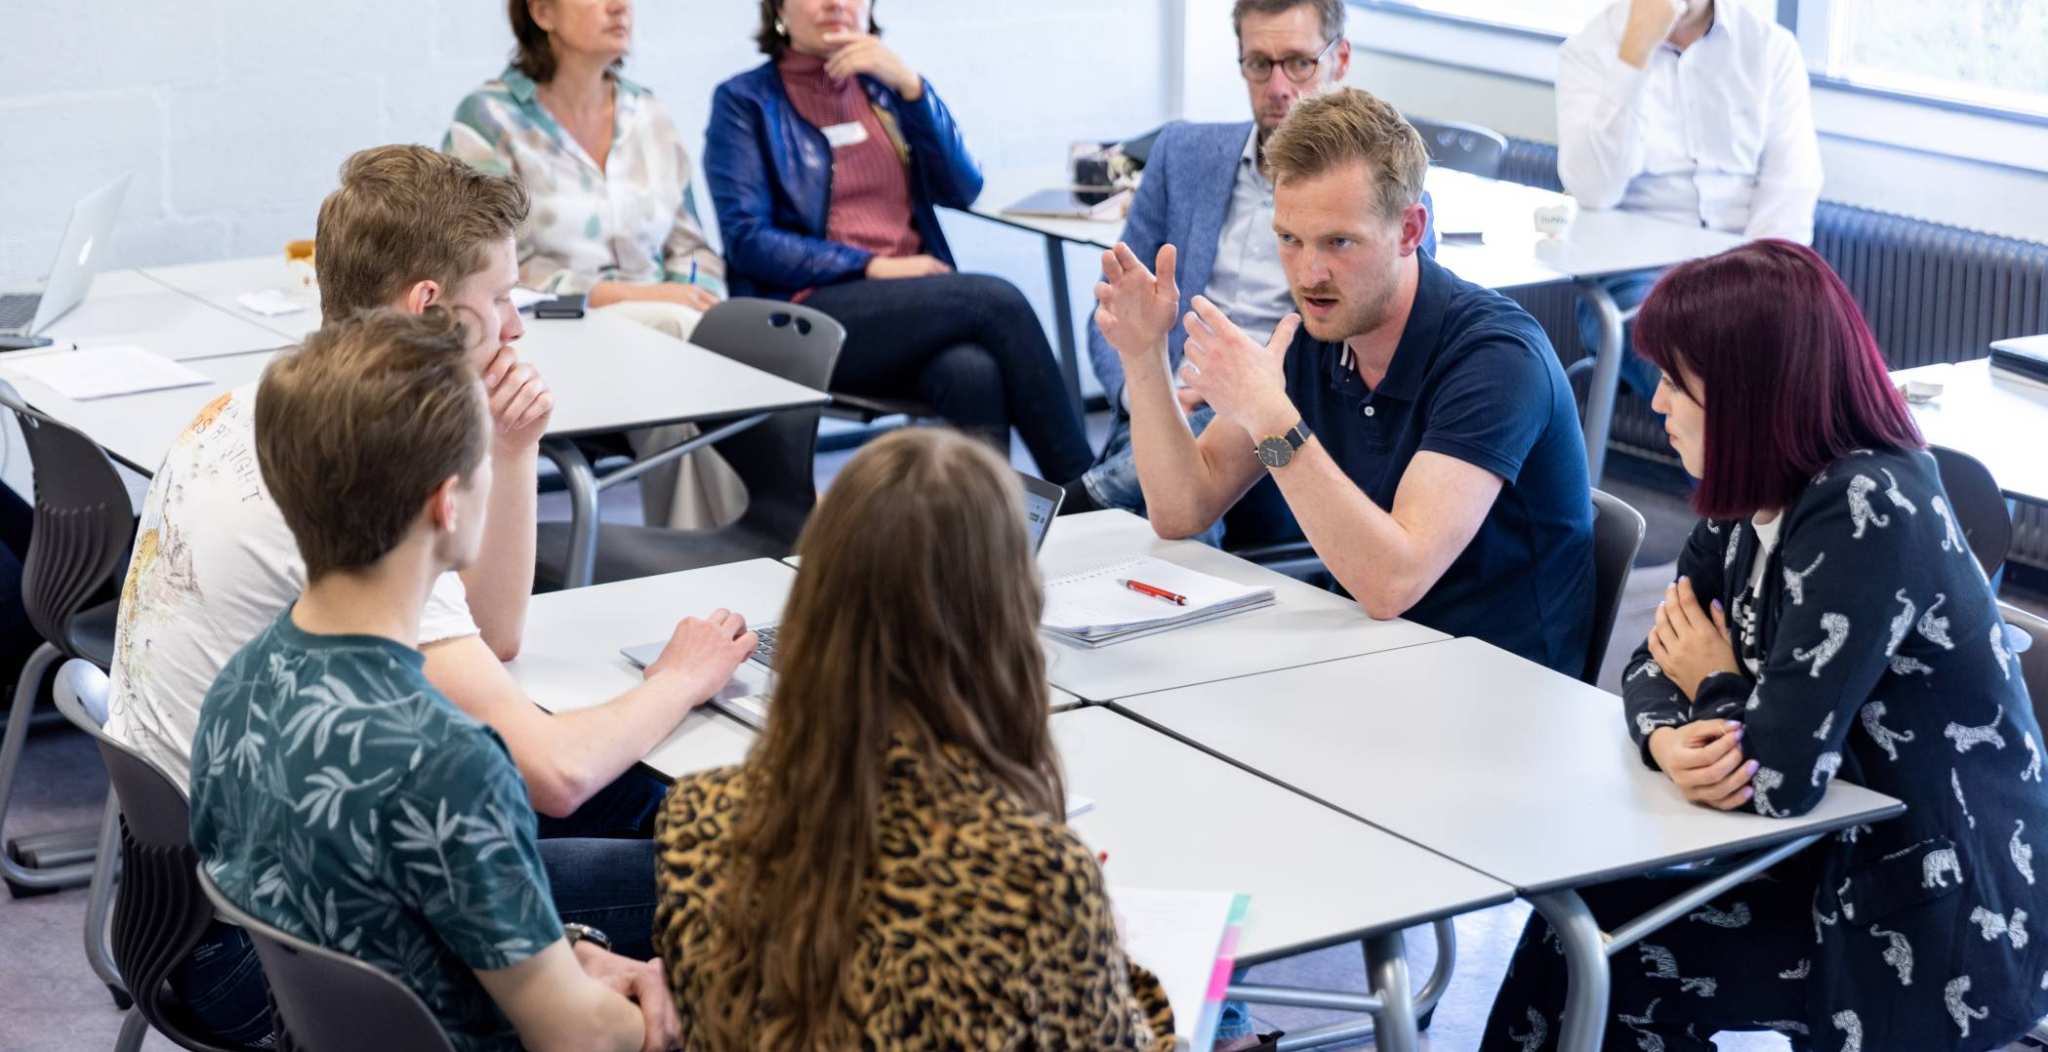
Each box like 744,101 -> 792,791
701,427 -> 1062,1050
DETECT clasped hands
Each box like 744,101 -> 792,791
1093,242 -> 1300,435
1646,576 -> 1753,810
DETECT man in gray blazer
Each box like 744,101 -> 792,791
1067,0 -> 1435,548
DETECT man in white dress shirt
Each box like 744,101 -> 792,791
1557,0 -> 1823,402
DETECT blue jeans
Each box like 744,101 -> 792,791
1575,271 -> 1663,402
173,772 -> 670,1045
1081,404 -> 1301,550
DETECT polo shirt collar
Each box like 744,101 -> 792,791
1340,251 -> 1448,402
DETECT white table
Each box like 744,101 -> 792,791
39,281 -> 293,360
966,167 -> 1745,483
1056,706 -> 1510,1052
0,346 -> 270,472
1037,511 -> 1446,702
507,559 -> 797,777
514,559 -> 1081,732
1895,357 -> 2048,505
143,257 -> 322,342
1120,637 -> 1905,1052
15,261 -> 833,588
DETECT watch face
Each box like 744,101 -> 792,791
1256,436 -> 1292,468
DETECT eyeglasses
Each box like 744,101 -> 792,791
1239,36 -> 1339,84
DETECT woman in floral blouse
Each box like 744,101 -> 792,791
446,0 -> 742,528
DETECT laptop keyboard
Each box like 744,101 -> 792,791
0,294 -> 38,331
751,624 -> 780,669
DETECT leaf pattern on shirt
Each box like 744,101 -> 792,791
189,614 -> 562,1052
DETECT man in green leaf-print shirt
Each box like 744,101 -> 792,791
191,311 -> 686,1052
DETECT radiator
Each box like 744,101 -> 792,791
1493,137 -> 2048,571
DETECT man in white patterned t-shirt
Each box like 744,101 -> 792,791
106,149 -> 754,1042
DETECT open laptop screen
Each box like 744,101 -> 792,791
1015,470 -> 1064,553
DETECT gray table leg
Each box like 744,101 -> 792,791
1575,278 -> 1625,485
540,439 -> 601,590
1042,234 -> 1085,417
1529,888 -> 1609,1052
1364,929 -> 1420,1052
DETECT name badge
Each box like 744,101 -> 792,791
821,121 -> 869,149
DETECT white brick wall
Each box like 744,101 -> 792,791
0,0 -> 1180,497
0,0 -> 1177,286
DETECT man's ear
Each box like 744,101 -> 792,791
402,280 -> 442,315
427,475 -> 464,534
1398,201 -> 1429,257
1331,38 -> 1352,81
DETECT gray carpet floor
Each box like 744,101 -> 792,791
4,424 -> 2042,1051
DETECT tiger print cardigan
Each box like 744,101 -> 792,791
1624,446 -> 2048,1051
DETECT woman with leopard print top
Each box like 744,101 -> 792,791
653,428 -> 1175,1051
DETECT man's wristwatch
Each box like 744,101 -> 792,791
562,922 -> 612,953
1255,420 -> 1314,469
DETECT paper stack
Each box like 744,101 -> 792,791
1110,887 -> 1250,1052
1042,557 -> 1274,648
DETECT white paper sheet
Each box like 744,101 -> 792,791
2,344 -> 211,401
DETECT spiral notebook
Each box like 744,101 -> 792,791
1041,557 -> 1274,648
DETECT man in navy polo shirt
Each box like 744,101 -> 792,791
1093,87 -> 1594,675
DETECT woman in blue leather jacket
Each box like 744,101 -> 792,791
703,0 -> 1094,483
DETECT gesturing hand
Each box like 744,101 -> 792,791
821,31 -> 922,99
1647,576 -> 1740,700
1093,242 -> 1181,364
1647,719 -> 1757,810
1179,296 -> 1299,436
479,344 -> 553,453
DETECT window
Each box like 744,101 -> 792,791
1355,0 -> 2048,122
1354,0 -> 1606,36
1807,0 -> 2048,119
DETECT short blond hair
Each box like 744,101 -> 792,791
315,145 -> 528,323
1263,88 -> 1428,222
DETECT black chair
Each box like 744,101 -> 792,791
1585,489 -> 1648,686
535,298 -> 841,588
0,379 -> 134,895
1930,445 -> 2013,581
1410,117 -> 1509,179
196,867 -> 457,1052
75,686 -> 244,1052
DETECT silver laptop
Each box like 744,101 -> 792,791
619,470 -> 1067,689
0,175 -> 132,342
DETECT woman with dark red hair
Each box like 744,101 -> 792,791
1483,240 -> 2048,1052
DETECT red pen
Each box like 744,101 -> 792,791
1121,578 -> 1188,606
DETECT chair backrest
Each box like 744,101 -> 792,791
196,867 -> 457,1052
689,298 -> 845,544
88,726 -> 242,1051
1999,602 -> 2048,738
0,378 -> 135,659
1410,117 -> 1509,180
1585,489 -> 1648,686
1929,445 -> 2012,579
